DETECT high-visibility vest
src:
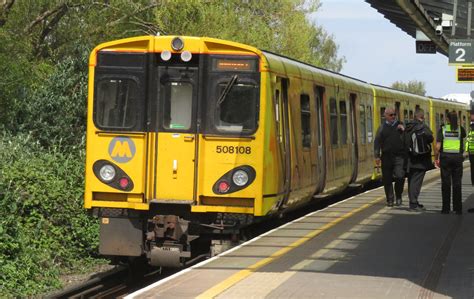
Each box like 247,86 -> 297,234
442,124 -> 462,153
466,130 -> 474,153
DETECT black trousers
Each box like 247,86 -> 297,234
381,155 -> 405,203
469,154 -> 474,185
440,153 -> 464,212
408,169 -> 426,206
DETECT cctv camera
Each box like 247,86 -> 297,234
435,25 -> 443,35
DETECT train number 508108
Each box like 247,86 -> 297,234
216,146 -> 251,154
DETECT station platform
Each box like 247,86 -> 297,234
127,164 -> 474,299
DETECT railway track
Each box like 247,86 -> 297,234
49,182 -> 381,298
48,254 -> 211,298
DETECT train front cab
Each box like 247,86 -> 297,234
84,36 -> 275,266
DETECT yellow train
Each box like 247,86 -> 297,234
84,36 -> 469,267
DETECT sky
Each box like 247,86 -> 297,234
313,0 -> 473,99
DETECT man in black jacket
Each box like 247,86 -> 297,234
374,107 -> 407,207
404,109 -> 434,211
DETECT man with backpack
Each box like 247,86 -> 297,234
404,109 -> 434,211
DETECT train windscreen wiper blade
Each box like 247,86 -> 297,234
216,75 -> 238,106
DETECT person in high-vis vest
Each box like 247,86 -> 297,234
465,121 -> 474,186
435,111 -> 466,214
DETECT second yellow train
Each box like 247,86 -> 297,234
83,35 -> 469,267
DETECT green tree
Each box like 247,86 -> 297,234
391,80 -> 427,96
18,44 -> 88,151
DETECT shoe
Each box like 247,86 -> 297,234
417,203 -> 424,208
395,199 -> 402,206
441,210 -> 450,214
468,208 -> 474,213
387,201 -> 394,207
455,210 -> 462,215
409,206 -> 424,211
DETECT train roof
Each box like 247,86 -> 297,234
260,49 -> 370,86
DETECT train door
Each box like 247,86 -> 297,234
276,77 -> 291,209
349,93 -> 358,183
154,66 -> 198,201
395,102 -> 401,121
314,86 -> 326,193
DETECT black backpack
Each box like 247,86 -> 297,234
408,127 -> 431,155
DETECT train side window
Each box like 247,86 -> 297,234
403,109 -> 408,121
95,78 -> 140,129
380,107 -> 385,125
436,113 -> 440,130
440,114 -> 444,126
409,110 -> 413,120
426,112 -> 430,127
275,89 -> 281,141
330,98 -> 338,145
367,105 -> 373,143
161,82 -> 193,130
340,100 -> 348,145
300,94 -> 311,148
359,104 -> 366,144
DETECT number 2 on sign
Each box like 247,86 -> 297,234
456,48 -> 466,62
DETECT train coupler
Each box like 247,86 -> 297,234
146,215 -> 197,267
149,242 -> 191,267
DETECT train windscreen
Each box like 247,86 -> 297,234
206,56 -> 260,135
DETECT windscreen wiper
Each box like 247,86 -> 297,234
216,75 -> 238,106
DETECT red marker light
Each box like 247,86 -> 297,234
119,177 -> 129,189
218,181 -> 230,193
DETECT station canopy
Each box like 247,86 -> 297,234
366,0 -> 474,56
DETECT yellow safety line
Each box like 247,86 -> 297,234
196,194 -> 386,299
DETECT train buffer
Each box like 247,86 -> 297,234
126,164 -> 474,298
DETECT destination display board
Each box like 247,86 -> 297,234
416,41 -> 436,54
456,67 -> 474,82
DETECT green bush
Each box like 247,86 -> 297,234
0,133 -> 101,296
18,45 -> 88,153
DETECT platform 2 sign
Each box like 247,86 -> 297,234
456,67 -> 474,82
449,40 -> 474,65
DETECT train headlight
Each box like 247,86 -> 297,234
180,51 -> 192,62
232,170 -> 249,186
171,37 -> 184,51
160,50 -> 171,61
212,165 -> 255,195
99,164 -> 116,182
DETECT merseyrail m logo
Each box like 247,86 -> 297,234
108,137 -> 136,163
